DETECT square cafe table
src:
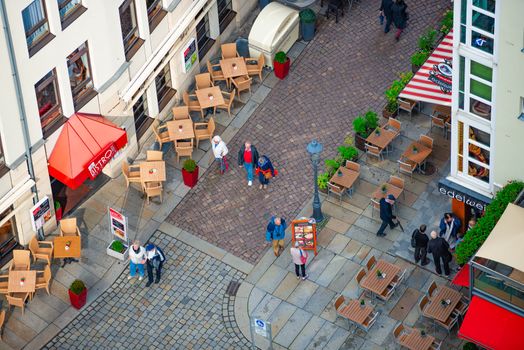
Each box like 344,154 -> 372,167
366,127 -> 397,150
423,286 -> 462,323
339,299 -> 373,326
8,270 -> 36,293
139,161 -> 166,183
220,57 -> 248,79
372,183 -> 403,200
330,167 -> 359,190
195,86 -> 225,109
400,329 -> 435,350
361,260 -> 401,297
167,119 -> 195,141
402,141 -> 432,167
54,236 -> 81,259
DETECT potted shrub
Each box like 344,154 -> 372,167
418,28 -> 437,52
440,10 -> 453,37
360,299 -> 365,308
410,50 -> 430,73
383,72 -> 413,119
300,9 -> 316,41
317,172 -> 330,192
182,159 -> 199,188
106,239 -> 129,261
352,111 -> 379,151
274,51 -> 290,80
69,279 -> 87,310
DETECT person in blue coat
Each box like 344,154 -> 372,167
377,194 -> 398,237
379,0 -> 394,33
256,155 -> 276,190
439,213 -> 461,247
266,216 -> 286,257
145,243 -> 166,287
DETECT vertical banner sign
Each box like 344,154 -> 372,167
30,196 -> 52,231
182,38 -> 197,73
109,208 -> 127,241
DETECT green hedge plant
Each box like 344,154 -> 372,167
440,9 -> 453,35
411,50 -> 430,67
418,28 -> 437,52
385,72 -> 413,113
455,181 -> 524,265
353,110 -> 379,137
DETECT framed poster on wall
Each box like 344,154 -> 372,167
30,196 -> 52,232
182,38 -> 197,73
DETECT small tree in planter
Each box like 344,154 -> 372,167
69,279 -> 87,310
317,172 -> 330,191
300,9 -> 316,41
274,51 -> 290,80
418,28 -> 437,52
182,159 -> 199,188
106,239 -> 129,261
383,72 -> 413,119
352,111 -> 379,151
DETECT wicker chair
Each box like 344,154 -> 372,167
152,121 -> 170,149
146,150 -> 163,161
28,235 -> 53,265
245,53 -> 265,81
142,182 -> 163,205
122,160 -> 141,188
216,89 -> 236,117
194,117 -> 216,148
231,76 -> 252,102
174,140 -> 193,163
172,106 -> 190,120
35,264 -> 52,295
221,43 -> 239,59
60,218 -> 81,237
0,274 -> 8,295
207,61 -> 228,86
6,292 -> 30,315
182,91 -> 204,118
10,250 -> 30,271
195,73 -> 213,90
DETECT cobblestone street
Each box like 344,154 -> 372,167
168,0 -> 450,265
43,231 -> 248,349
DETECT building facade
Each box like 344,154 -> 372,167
0,0 -> 256,263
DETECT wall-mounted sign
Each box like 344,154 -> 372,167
438,179 -> 490,212
182,38 -> 197,73
88,144 -> 118,179
30,196 -> 52,231
109,207 -> 127,240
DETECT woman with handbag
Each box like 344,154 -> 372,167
255,155 -> 277,189
290,242 -> 309,280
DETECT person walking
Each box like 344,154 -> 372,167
391,0 -> 408,41
377,194 -> 398,237
128,240 -> 146,281
238,141 -> 259,187
290,242 -> 309,280
145,243 -> 166,287
439,212 -> 461,248
256,155 -> 276,190
379,0 -> 394,33
413,224 -> 429,265
212,135 -> 229,174
428,230 -> 452,276
266,216 -> 286,257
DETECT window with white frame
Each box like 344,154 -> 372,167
460,0 -> 496,55
458,55 -> 493,121
456,120 -> 492,185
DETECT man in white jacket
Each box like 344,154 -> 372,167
212,135 -> 229,174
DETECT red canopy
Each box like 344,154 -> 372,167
459,296 -> 524,349
48,113 -> 127,189
452,264 -> 470,288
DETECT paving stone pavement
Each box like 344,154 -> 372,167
43,231 -> 249,350
168,0 -> 451,265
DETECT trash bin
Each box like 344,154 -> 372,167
236,38 -> 250,58
259,0 -> 271,9
300,9 -> 316,41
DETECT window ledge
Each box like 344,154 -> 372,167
198,38 -> 215,60
73,89 -> 98,111
149,9 -> 168,33
136,116 -> 154,141
125,37 -> 145,62
28,33 -> 55,58
61,5 -> 87,30
42,115 -> 67,139
219,11 -> 237,33
158,88 -> 177,112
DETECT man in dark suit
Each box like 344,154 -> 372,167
380,0 -> 394,33
428,230 -> 452,276
377,194 -> 397,237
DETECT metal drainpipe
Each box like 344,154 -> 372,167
0,0 -> 43,240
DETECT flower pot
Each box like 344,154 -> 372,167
69,288 -> 87,310
382,107 -> 397,119
182,166 -> 199,188
259,0 -> 271,9
106,241 -> 129,261
354,133 -> 367,152
274,57 -> 290,80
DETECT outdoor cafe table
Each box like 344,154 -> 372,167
402,141 -> 432,168
423,286 -> 462,323
8,270 -> 36,293
360,260 -> 401,297
339,299 -> 373,326
167,119 -> 195,141
372,183 -> 403,200
139,161 -> 166,183
195,86 -> 225,109
365,127 -> 397,150
220,57 -> 248,79
400,329 -> 435,350
330,167 -> 359,190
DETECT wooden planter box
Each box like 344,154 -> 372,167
106,241 -> 129,261
382,107 -> 398,119
354,134 -> 367,152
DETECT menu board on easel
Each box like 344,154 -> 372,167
291,218 -> 318,256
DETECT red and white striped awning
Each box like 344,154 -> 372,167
399,31 -> 453,106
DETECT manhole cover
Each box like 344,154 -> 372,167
421,162 -> 437,176
226,280 -> 241,296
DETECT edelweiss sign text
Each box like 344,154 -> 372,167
88,144 -> 117,179
438,186 -> 487,211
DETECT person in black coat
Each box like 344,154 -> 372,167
377,194 -> 397,236
413,224 -> 429,265
428,230 -> 452,276
379,0 -> 394,33
238,141 -> 259,187
391,0 -> 408,41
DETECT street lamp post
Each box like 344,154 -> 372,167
307,140 -> 324,223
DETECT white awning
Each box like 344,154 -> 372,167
476,203 -> 524,272
0,175 -> 35,216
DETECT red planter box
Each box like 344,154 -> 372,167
274,58 -> 290,80
69,288 -> 87,310
182,167 -> 199,188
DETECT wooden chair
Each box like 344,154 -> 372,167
245,53 -> 265,81
398,98 -> 418,119
366,256 -> 376,271
172,106 -> 190,120
216,89 -> 236,117
195,73 -> 213,90
390,269 -> 407,287
146,150 -> 163,161
152,121 -> 170,149
122,160 -> 141,188
365,144 -> 383,161
35,264 -> 52,295
393,323 -> 408,344
345,160 -> 360,173
0,274 -> 8,295
387,118 -> 402,137
361,310 -> 379,332
419,295 -> 430,313
419,135 -> 434,149
427,281 -> 437,297
334,295 -> 347,319
206,61 -> 227,86
10,250 -> 30,271
194,117 -> 216,148
182,91 -> 204,118
398,159 -> 417,180
143,182 -> 163,205
370,198 -> 380,218
6,292 -> 30,315
430,115 -> 446,136
452,297 -> 470,320
327,182 -> 344,203
174,139 -> 193,163
232,76 -> 252,102
388,175 -> 405,199
435,312 -> 459,334
60,218 -> 81,237
28,235 -> 53,265
377,284 -> 395,301
356,268 -> 367,296
0,309 -> 4,340
221,43 -> 239,59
